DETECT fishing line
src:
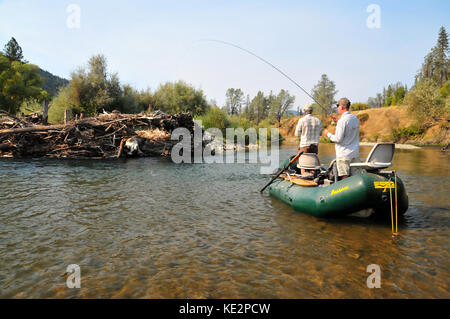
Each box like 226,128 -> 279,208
199,39 -> 329,113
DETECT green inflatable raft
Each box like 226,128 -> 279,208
268,143 -> 409,218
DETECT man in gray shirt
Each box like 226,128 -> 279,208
323,98 -> 361,179
294,104 -> 322,174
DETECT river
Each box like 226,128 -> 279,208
0,143 -> 448,298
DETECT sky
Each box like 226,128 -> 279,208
0,0 -> 449,108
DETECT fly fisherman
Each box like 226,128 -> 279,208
294,104 -> 322,175
323,97 -> 361,180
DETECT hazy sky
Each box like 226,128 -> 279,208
0,0 -> 449,108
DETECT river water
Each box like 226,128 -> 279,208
0,143 -> 448,298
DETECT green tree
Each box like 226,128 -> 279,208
270,89 -> 295,125
311,74 -> 337,117
385,85 -> 393,106
225,88 -> 244,115
392,86 -> 406,105
0,53 -> 46,114
416,26 -> 449,87
152,80 -> 208,115
250,91 -> 269,124
406,78 -> 446,126
3,37 -> 26,62
196,106 -> 230,132
49,54 -> 123,122
135,88 -> 153,113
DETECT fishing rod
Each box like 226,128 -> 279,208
200,39 -> 329,114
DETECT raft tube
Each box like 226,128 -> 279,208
268,172 -> 408,218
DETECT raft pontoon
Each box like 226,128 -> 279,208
268,143 -> 408,218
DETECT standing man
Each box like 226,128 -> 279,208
294,104 -> 322,174
323,97 -> 360,179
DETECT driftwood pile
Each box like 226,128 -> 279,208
0,110 -> 196,159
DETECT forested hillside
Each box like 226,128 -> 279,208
38,68 -> 68,97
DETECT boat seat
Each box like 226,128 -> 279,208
297,153 -> 321,170
350,143 -> 395,171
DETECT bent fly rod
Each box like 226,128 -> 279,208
200,39 -> 329,113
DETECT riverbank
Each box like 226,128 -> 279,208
279,105 -> 449,146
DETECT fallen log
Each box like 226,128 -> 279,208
0,124 -> 67,135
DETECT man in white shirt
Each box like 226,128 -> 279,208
294,104 -> 322,174
323,98 -> 361,179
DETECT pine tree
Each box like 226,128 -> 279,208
416,26 -> 449,87
311,74 -> 338,116
434,26 -> 449,86
3,37 -> 26,62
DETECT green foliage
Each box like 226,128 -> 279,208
311,74 -> 337,116
368,83 -> 407,108
257,120 -> 279,143
49,55 -> 154,122
3,37 -> 25,62
196,107 -> 230,132
50,55 -> 122,119
48,86 -> 80,123
392,86 -> 406,105
445,95 -> 450,117
383,83 -> 408,106
225,88 -> 244,115
406,78 -> 446,125
391,124 -> 425,142
248,91 -> 269,124
116,85 -> 152,114
228,115 -> 253,130
269,89 -> 295,125
19,98 -> 43,114
384,96 -> 393,106
257,118 -> 275,128
196,106 -> 280,144
152,80 -> 208,115
440,81 -> 450,98
0,54 -> 47,114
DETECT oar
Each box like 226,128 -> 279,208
260,151 -> 304,193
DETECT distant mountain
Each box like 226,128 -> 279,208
39,68 -> 69,97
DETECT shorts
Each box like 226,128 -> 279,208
336,157 -> 362,176
299,144 -> 318,154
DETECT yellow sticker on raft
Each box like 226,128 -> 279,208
330,186 -> 349,196
374,181 -> 395,192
